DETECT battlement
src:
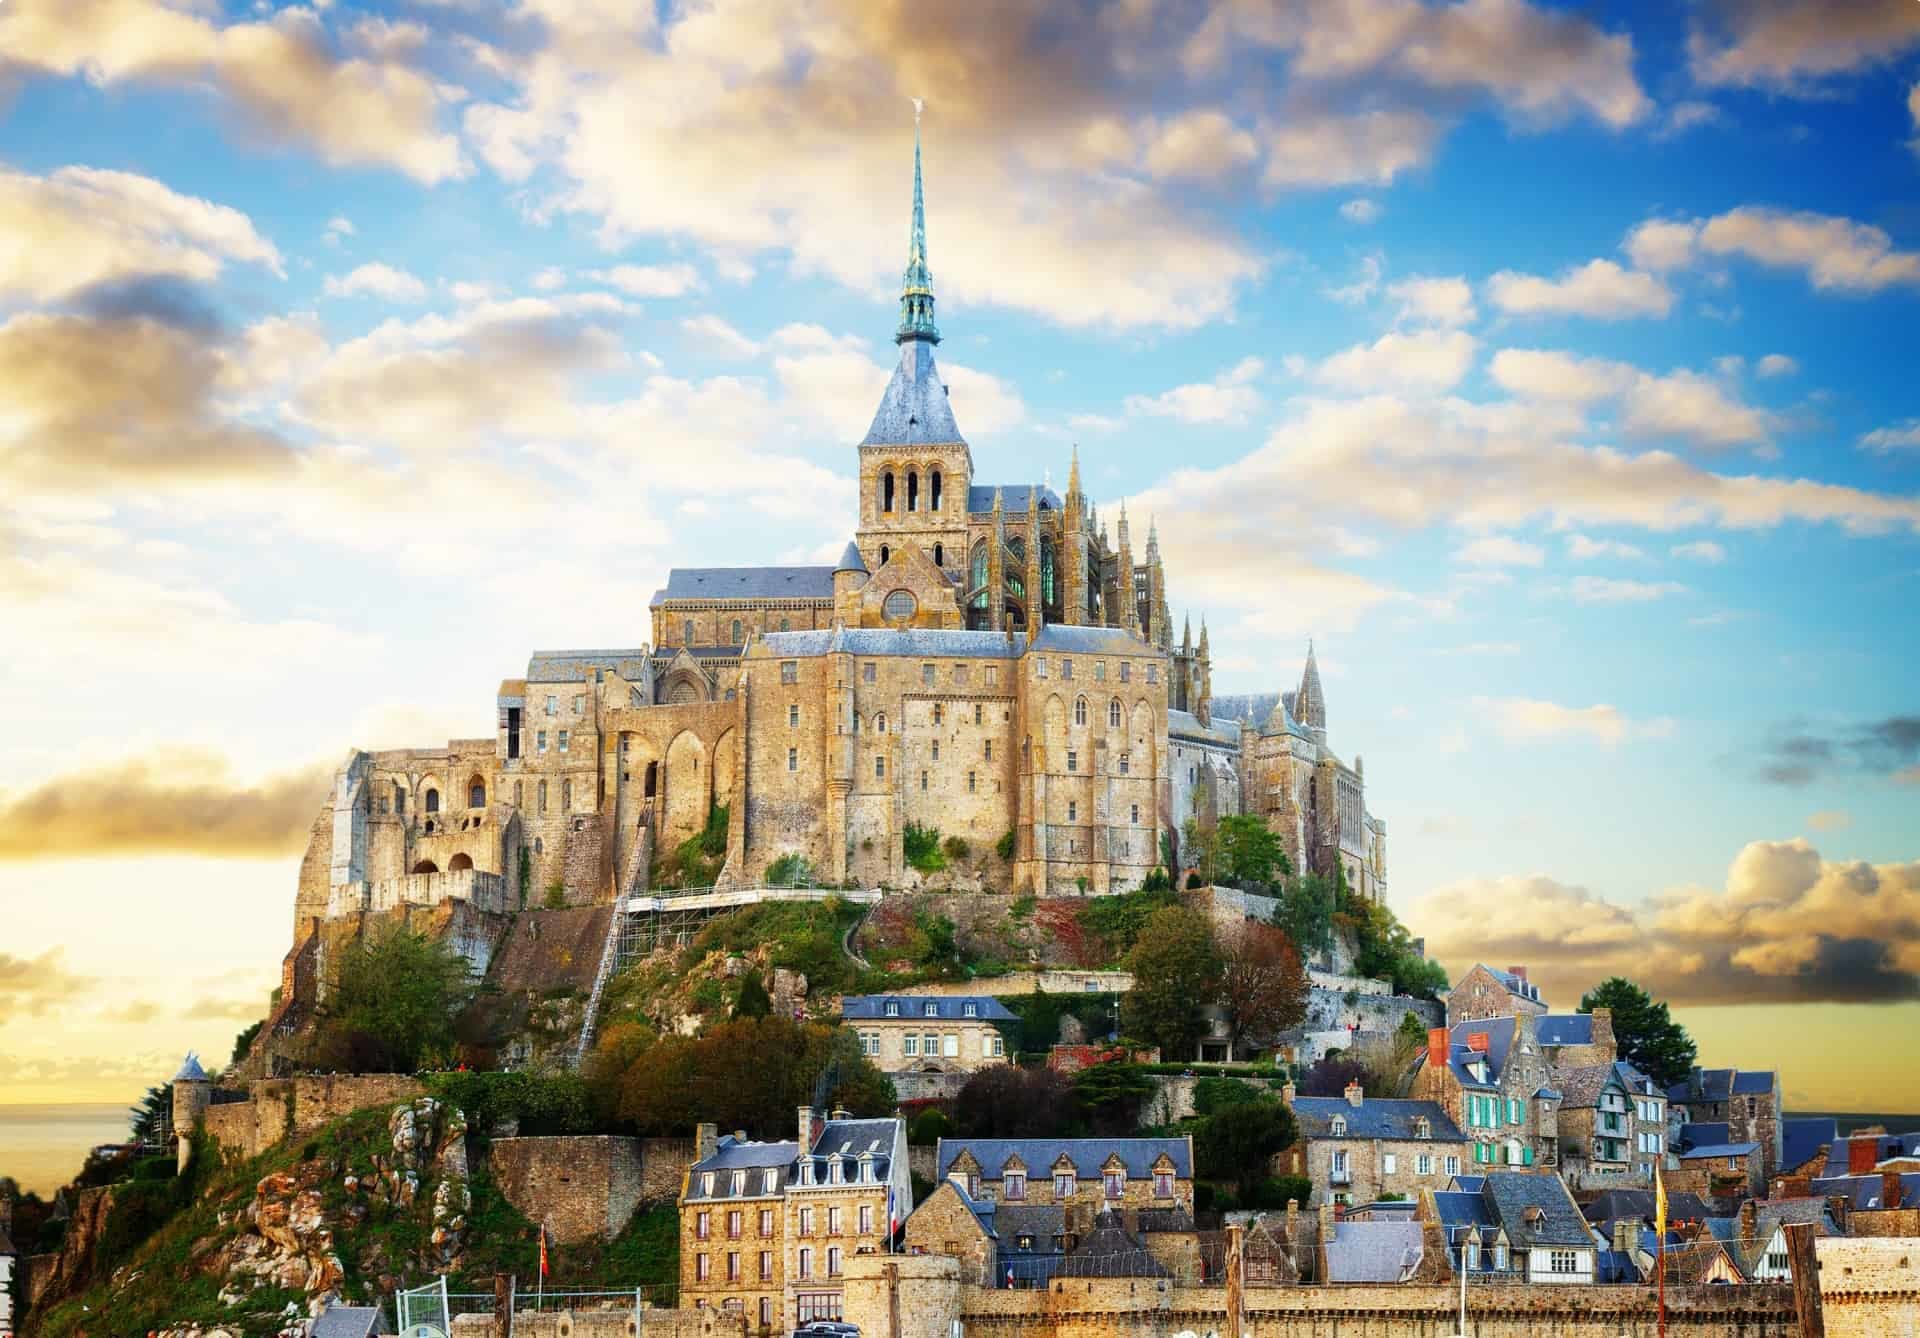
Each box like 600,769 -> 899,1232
327,867 -> 512,919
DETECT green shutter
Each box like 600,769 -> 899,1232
1523,1145 -> 1534,1166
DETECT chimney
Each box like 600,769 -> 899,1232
1883,1170 -> 1905,1211
1428,1028 -> 1449,1071
696,1122 -> 719,1161
1345,1081 -> 1364,1108
798,1105 -> 814,1150
1612,1219 -> 1639,1254
1281,1080 -> 1297,1106
1507,966 -> 1527,983
1848,1137 -> 1879,1176
1588,1007 -> 1614,1058
1467,1032 -> 1490,1054
831,1103 -> 850,1120
1738,1198 -> 1757,1243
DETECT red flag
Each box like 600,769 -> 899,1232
539,1222 -> 549,1278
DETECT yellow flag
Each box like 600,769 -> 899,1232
1655,1164 -> 1668,1241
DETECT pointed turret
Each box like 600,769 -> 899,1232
1115,502 -> 1138,635
989,487 -> 1006,633
1145,516 -> 1168,649
1196,616 -> 1212,726
1296,639 -> 1327,733
1067,444 -> 1082,501
897,106 -> 939,347
1025,485 -> 1043,645
1182,614 -> 1192,654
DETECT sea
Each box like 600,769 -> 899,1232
0,1102 -> 133,1196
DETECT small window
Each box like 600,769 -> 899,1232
1147,664 -> 1158,684
557,729 -> 569,752
562,778 -> 572,809
789,704 -> 800,727
1067,800 -> 1077,822
1074,698 -> 1087,726
924,1001 -> 938,1016
885,1000 -> 899,1016
781,661 -> 798,684
1103,1170 -> 1124,1200
1035,658 -> 1048,679
875,756 -> 886,779
1005,1171 -> 1027,1200
470,782 -> 486,808
780,617 -> 790,631
986,665 -> 998,686
1094,661 -> 1106,681
876,713 -> 888,732
922,663 -> 936,686
1130,804 -> 1139,823
788,747 -> 798,772
963,1002 -> 977,1017
967,771 -> 976,793
572,694 -> 584,714
731,618 -> 743,643
934,542 -> 944,566
1120,662 -> 1131,682
933,703 -> 943,725
1119,752 -> 1129,775
920,771 -> 928,791
546,695 -> 558,716
932,741 -> 940,761
1061,659 -> 1073,680
683,620 -> 694,646
984,739 -> 993,760
1109,699 -> 1122,728
1067,750 -> 1078,773
1330,1116 -> 1347,1136
863,662 -> 876,683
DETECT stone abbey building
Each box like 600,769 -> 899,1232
294,126 -> 1389,937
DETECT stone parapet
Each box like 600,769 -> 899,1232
327,868 -> 511,918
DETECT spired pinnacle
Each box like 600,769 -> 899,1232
896,104 -> 940,346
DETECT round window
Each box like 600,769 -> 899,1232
883,590 -> 917,621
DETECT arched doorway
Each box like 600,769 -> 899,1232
448,852 -> 474,871
412,859 -> 439,874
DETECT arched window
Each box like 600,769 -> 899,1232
1108,699 -> 1122,728
875,713 -> 888,733
513,780 -> 523,806
970,541 -> 988,593
933,542 -> 944,567
731,618 -> 742,643
930,469 -> 942,511
424,787 -> 440,814
906,470 -> 919,512
469,779 -> 486,808
883,590 -> 917,621
879,544 -> 890,566
644,761 -> 658,797
394,784 -> 406,814
562,778 -> 572,810
1074,697 -> 1087,727
882,471 -> 895,513
412,859 -> 438,874
1041,540 -> 1057,610
448,852 -> 474,871
538,780 -> 548,814
683,619 -> 694,646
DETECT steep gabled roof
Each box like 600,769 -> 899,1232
650,567 -> 836,605
937,1137 -> 1189,1181
863,339 -> 965,446
1292,1097 -> 1462,1141
1781,1116 -> 1837,1172
1481,1172 -> 1590,1249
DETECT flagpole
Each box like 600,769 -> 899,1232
1655,1167 -> 1667,1338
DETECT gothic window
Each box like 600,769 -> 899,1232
469,780 -> 486,808
1074,697 -> 1087,727
562,778 -> 572,809
1041,540 -> 1056,607
879,544 -> 891,566
930,469 -> 942,511
394,784 -> 407,814
933,542 -> 944,567
882,471 -> 895,513
731,618 -> 743,643
907,470 -> 919,512
884,590 -> 917,621
969,541 -> 988,595
1108,699 -> 1121,728
424,788 -> 440,814
683,619 -> 694,646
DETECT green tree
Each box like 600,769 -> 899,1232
1578,977 -> 1698,1088
1121,904 -> 1224,1060
734,969 -> 772,1019
953,1066 -> 1076,1138
229,1020 -> 263,1065
311,925 -> 477,1072
1194,1099 -> 1297,1202
1217,815 -> 1290,887
1348,898 -> 1449,1000
128,1084 -> 170,1143
1071,1061 -> 1156,1136
1273,872 -> 1336,956
1181,816 -> 1219,885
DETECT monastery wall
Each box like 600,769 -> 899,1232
201,1075 -> 425,1161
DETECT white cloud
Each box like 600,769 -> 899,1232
1756,353 -> 1798,378
323,215 -> 355,244
1626,208 -> 1920,293
1262,110 -> 1444,188
1315,329 -> 1477,394
1124,357 -> 1265,425
594,263 -> 703,299
1672,540 -> 1727,563
1339,198 -> 1383,225
1142,109 -> 1259,182
1474,695 -> 1657,746
1807,810 -> 1852,832
1688,0 -> 1920,90
1489,349 -> 1775,450
322,263 -> 428,302
680,313 -> 761,360
1860,420 -> 1920,453
531,267 -> 568,292
1486,258 -> 1673,319
0,166 -> 282,303
1390,275 -> 1476,327
1567,534 -> 1645,560
1657,99 -> 1726,137
1567,575 -> 1689,604
1328,253 -> 1385,306
1455,535 -> 1544,567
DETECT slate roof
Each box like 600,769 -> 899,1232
968,485 -> 1062,514
1322,1220 -> 1424,1283
1469,964 -> 1545,1006
835,541 -> 868,575
843,995 -> 1018,1022
173,1052 -> 208,1082
995,1203 -> 1066,1247
1679,1121 -> 1732,1152
1733,1071 -> 1776,1096
938,1137 -> 1190,1181
1822,1133 -> 1920,1177
1534,1014 -> 1597,1047
1031,623 -> 1155,654
1291,1097 -> 1463,1142
1582,1188 -> 1713,1225
1679,1142 -> 1760,1160
1781,1116 -> 1837,1172
1556,1061 -> 1659,1109
524,648 -> 653,683
813,1118 -> 901,1160
1812,1173 -> 1920,1210
863,339 -> 965,446
1482,1171 -> 1591,1249
686,1119 -> 901,1200
1056,1211 -> 1166,1277
650,567 -> 837,606
762,627 -> 1026,659
310,1306 -> 382,1338
1168,708 -> 1239,746
1666,1066 -> 1775,1105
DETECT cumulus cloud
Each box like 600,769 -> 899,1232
1756,353 -> 1798,378
1625,208 -> 1920,294
594,263 -> 703,299
1390,276 -> 1476,327
1124,357 -> 1265,424
1687,0 -> 1920,90
1672,540 -> 1726,562
1408,838 -> 1920,1006
1142,109 -> 1260,182
1262,110 -> 1444,187
681,313 -> 762,360
0,165 -> 282,304
1455,535 -> 1544,567
1566,575 -> 1688,604
1750,716 -> 1920,786
1566,534 -> 1645,560
1474,695 -> 1665,745
323,262 -> 428,302
1860,420 -> 1920,453
0,752 -> 331,859
0,948 -> 94,1024
1315,330 -> 1477,394
1489,349 -> 1775,450
1807,810 -> 1851,832
0,0 -> 464,181
1486,258 -> 1672,319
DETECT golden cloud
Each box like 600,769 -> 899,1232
0,948 -> 95,1024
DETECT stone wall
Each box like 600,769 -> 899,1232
889,969 -> 1134,997
1815,1235 -> 1920,1336
893,1070 -> 971,1103
1139,1073 -> 1277,1125
641,1137 -> 698,1205
201,1074 -> 424,1160
453,1305 -> 748,1338
488,1137 -> 647,1244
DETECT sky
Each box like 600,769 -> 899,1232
0,0 -> 1916,1115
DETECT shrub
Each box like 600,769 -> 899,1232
543,880 -> 567,909
1192,1076 -> 1266,1117
942,835 -> 970,862
904,823 -> 946,873
766,852 -> 814,886
908,1108 -> 952,1145
995,829 -> 1017,861
1141,867 -> 1172,893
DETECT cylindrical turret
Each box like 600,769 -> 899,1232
171,1051 -> 211,1174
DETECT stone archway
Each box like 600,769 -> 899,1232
662,729 -> 711,850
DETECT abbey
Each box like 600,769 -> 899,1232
295,126 -> 1388,936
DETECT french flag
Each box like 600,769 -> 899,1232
1005,1265 -> 1015,1289
888,1186 -> 898,1238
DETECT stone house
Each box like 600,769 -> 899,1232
1407,1016 -> 1571,1170
679,1106 -> 911,1332
934,1137 -> 1193,1224
841,995 -> 1014,1077
1670,1139 -> 1765,1199
1444,964 -> 1547,1026
1425,1172 -> 1599,1283
1555,1062 -> 1669,1187
1665,1067 -> 1784,1183
1811,1170 -> 1920,1237
1280,1083 -> 1468,1208
1702,1198 -> 1840,1282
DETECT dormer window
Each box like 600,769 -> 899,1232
765,1170 -> 779,1193
964,1002 -> 977,1018
885,1001 -> 899,1017
1005,1171 -> 1027,1201
802,1161 -> 815,1186
732,1171 -> 746,1193
1330,1116 -> 1347,1137
702,1172 -> 715,1195
924,1001 -> 938,1017
1416,1118 -> 1432,1140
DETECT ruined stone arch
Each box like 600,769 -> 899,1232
663,729 -> 711,849
712,727 -> 739,810
448,852 -> 474,871
412,859 -> 439,874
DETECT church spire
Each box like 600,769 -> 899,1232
1067,444 -> 1082,500
1296,638 -> 1326,732
896,102 -> 940,347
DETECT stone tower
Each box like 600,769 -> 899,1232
171,1051 -> 210,1174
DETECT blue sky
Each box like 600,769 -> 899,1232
0,0 -> 1915,1109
